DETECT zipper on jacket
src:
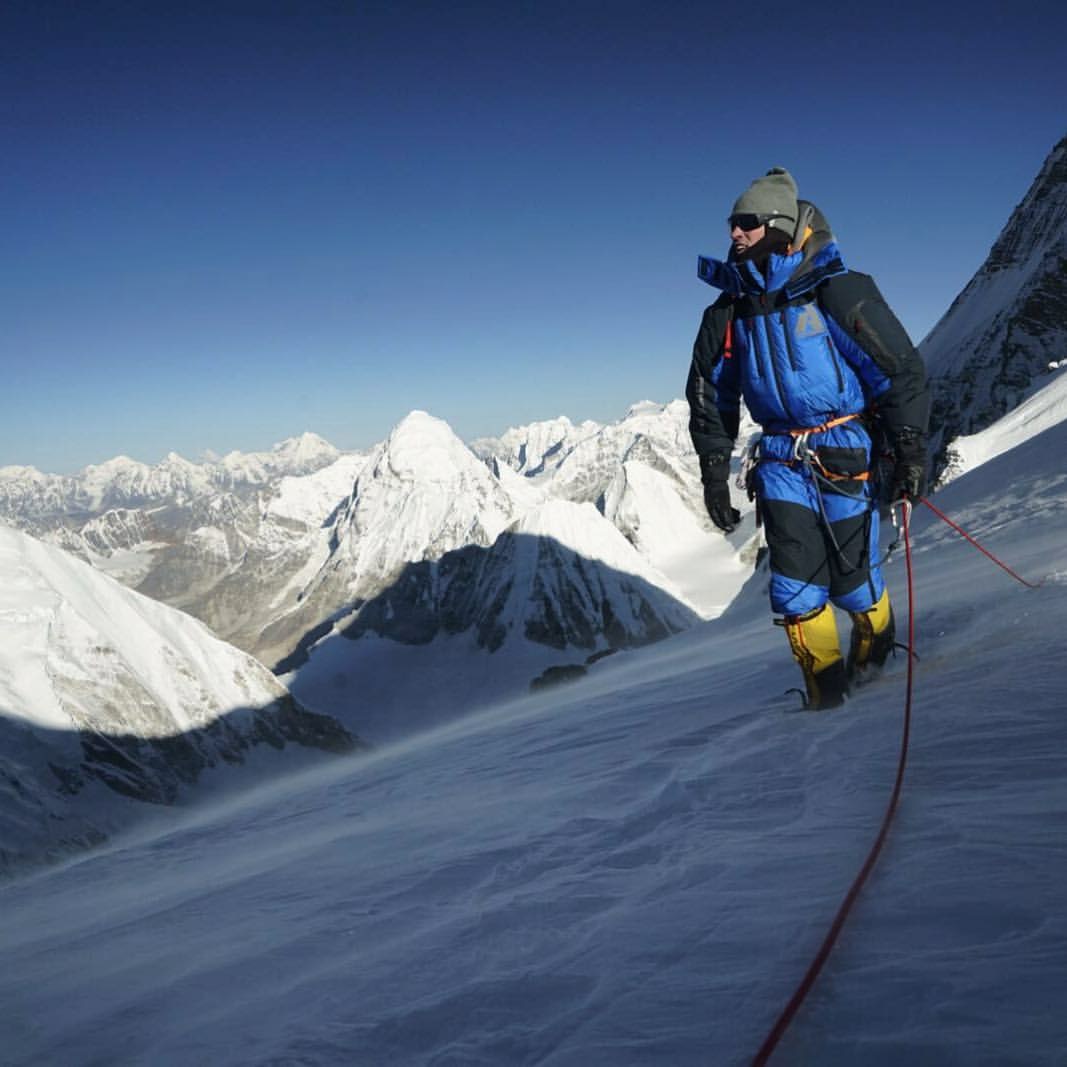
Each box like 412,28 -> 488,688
758,312 -> 789,415
824,336 -> 845,391
740,318 -> 761,381
779,310 -> 800,371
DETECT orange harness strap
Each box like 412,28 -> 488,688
786,412 -> 861,437
765,413 -> 870,482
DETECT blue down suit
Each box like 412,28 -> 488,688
687,217 -> 928,618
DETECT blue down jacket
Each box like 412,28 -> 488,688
687,223 -> 929,616
687,229 -> 929,465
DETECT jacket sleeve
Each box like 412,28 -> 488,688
818,271 -> 929,438
686,295 -> 739,472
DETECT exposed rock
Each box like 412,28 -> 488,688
923,134 -> 1067,476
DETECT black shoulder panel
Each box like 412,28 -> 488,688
686,295 -> 736,462
819,272 -> 930,436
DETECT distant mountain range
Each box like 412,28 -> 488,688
1,403 -> 751,740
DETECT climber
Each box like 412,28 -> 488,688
686,167 -> 930,708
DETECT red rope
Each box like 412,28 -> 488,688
751,502 -> 916,1066
918,496 -> 1044,589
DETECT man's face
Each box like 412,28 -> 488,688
730,218 -> 766,255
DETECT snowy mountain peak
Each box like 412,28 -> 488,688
218,432 -> 342,484
513,499 -> 650,572
382,410 -> 473,483
162,450 -> 193,466
253,412 -> 521,669
624,399 -> 669,419
511,498 -> 699,609
471,414 -> 600,479
345,410 -> 516,556
81,455 -> 149,479
270,431 -> 339,464
0,464 -> 60,483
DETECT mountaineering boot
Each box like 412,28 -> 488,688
846,588 -> 896,686
781,604 -> 849,710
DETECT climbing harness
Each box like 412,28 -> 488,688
781,414 -> 871,576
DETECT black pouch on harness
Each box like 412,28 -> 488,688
813,446 -> 868,480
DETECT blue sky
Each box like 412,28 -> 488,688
4,1 -> 1065,473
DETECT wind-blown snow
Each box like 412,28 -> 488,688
1,375 -> 1065,1064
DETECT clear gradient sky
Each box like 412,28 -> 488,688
4,1 -> 1066,473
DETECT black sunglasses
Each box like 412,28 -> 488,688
728,212 -> 788,231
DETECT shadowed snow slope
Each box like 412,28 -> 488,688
285,515 -> 701,742
1,378 -> 1064,1064
0,526 -> 355,871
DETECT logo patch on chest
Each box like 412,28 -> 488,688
794,304 -> 827,339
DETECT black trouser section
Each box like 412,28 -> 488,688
761,496 -> 877,610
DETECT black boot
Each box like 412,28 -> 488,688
809,659 -> 850,710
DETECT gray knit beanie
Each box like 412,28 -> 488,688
732,167 -> 798,235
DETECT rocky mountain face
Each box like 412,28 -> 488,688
327,500 -> 697,655
922,133 -> 1067,476
471,414 -> 601,478
0,525 -> 358,873
283,496 -> 705,743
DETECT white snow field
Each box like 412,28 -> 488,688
1,394 -> 1066,1065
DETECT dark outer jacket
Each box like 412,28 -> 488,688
686,209 -> 929,476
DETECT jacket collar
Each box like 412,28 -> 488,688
698,239 -> 846,300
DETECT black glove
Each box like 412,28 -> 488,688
700,456 -> 741,533
890,428 -> 928,502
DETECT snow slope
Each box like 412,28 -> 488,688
1,388 -> 1065,1064
0,526 -> 355,870
946,365 -> 1067,480
286,499 -> 702,741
